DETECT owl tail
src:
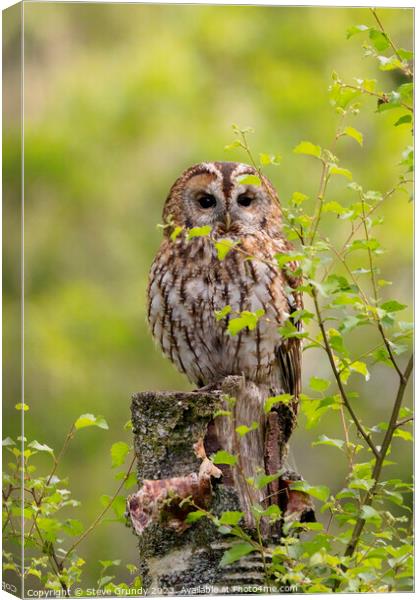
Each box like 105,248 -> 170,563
208,376 -> 296,529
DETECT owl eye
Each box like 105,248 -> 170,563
197,194 -> 217,209
237,194 -> 254,207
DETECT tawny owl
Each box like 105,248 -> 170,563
147,161 -> 301,404
147,161 -> 302,520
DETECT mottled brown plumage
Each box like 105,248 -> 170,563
147,161 -> 302,521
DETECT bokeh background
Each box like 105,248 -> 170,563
3,2 -> 413,587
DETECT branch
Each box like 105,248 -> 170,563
312,288 -> 380,459
344,353 -> 413,558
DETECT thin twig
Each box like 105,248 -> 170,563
28,424 -> 76,539
359,192 -> 406,381
323,179 -> 412,280
393,416 -> 413,430
370,8 -> 413,78
309,161 -> 330,245
340,83 -> 412,112
60,453 -> 136,563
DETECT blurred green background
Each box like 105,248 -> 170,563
3,2 -> 413,587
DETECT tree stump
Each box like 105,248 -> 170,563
127,376 -> 313,595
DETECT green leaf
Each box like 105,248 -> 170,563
328,329 -> 346,355
290,308 -> 314,324
400,145 -> 413,173
343,126 -> 363,146
393,428 -> 413,442
259,153 -> 281,166
278,320 -> 308,340
377,279 -> 392,287
360,505 -> 382,526
258,504 -> 282,521
2,437 -> 16,447
37,517 -> 61,542
382,490 -> 404,506
293,141 -> 322,158
220,542 -> 254,566
380,300 -> 407,313
126,564 -> 138,575
100,494 -> 112,507
330,166 -> 352,180
214,239 -> 239,261
227,309 -> 264,336
394,114 -> 412,127
322,201 -> 346,216
346,24 -> 370,39
291,191 -> 309,206
347,238 -> 381,254
215,305 -> 232,321
329,81 -> 360,109
99,559 -> 121,570
123,472 -> 138,490
313,435 -> 345,451
399,406 -> 413,419
264,394 -> 293,413
186,225 -> 212,239
398,48 -> 413,61
235,421 -> 259,437
27,568 -> 42,580
377,55 -> 406,72
213,409 -> 232,418
350,478 -> 375,492
369,28 -> 390,51
111,495 -> 127,519
185,510 -> 207,524
15,403 -> 29,411
275,251 -> 304,269
360,78 -> 377,92
224,140 -> 242,151
111,442 -> 130,468
28,441 -> 54,455
219,511 -> 244,526
289,481 -> 330,503
301,395 -> 340,429
398,82 -> 413,101
170,226 -> 183,241
97,576 -> 115,588
309,377 -> 330,393
212,450 -> 237,466
62,519 -> 84,537
75,414 -> 109,430
237,174 -> 261,186
350,360 -> 370,381
254,470 -> 283,490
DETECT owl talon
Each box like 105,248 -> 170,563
194,381 -> 222,393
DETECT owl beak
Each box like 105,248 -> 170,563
224,213 -> 232,232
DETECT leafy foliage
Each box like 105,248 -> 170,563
201,8 -> 413,592
2,405 -> 138,595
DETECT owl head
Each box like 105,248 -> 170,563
162,161 -> 283,238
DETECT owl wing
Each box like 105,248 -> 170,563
275,241 -> 303,415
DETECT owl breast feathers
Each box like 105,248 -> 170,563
147,161 -> 302,410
